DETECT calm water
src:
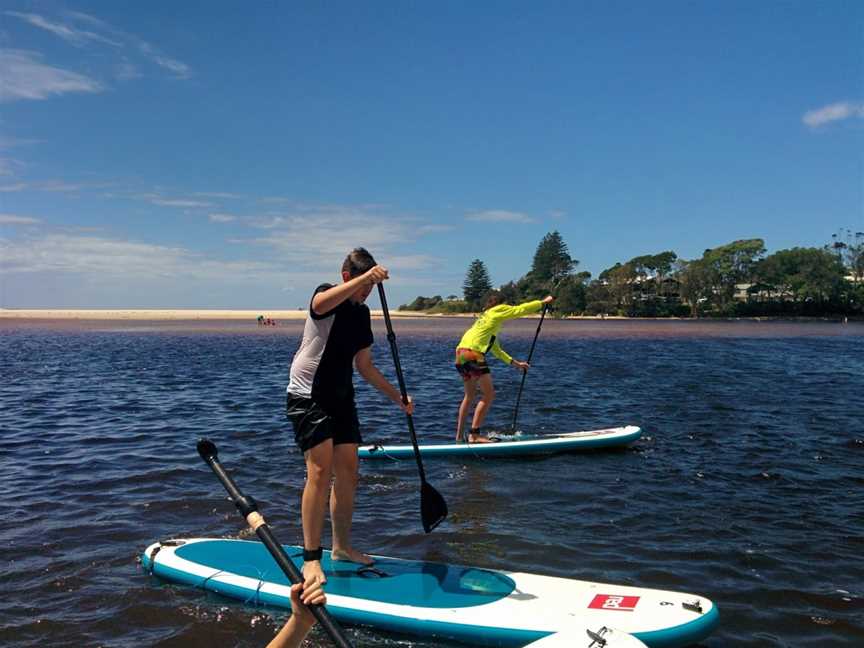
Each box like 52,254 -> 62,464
1,317 -> 862,647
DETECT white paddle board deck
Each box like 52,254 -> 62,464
358,426 -> 641,459
524,627 -> 648,647
142,538 -> 717,647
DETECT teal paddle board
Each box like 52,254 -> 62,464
142,537 -> 717,647
358,426 -> 641,459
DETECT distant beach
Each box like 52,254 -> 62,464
0,308 -> 458,320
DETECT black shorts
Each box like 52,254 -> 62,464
286,394 -> 362,453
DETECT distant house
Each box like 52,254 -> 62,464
737,282 -> 794,302
632,275 -> 681,301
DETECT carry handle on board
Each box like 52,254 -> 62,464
377,283 -> 448,533
196,438 -> 355,648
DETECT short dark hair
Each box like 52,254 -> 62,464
484,291 -> 504,309
342,247 -> 377,278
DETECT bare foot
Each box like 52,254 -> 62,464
302,560 -> 326,586
331,547 -> 374,565
468,434 -> 494,443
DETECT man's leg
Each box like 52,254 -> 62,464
302,439 -> 334,585
330,443 -> 373,564
456,378 -> 477,441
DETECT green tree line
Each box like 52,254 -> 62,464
399,229 -> 864,317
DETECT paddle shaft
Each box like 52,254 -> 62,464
376,283 -> 428,482
197,440 -> 354,648
510,303 -> 548,430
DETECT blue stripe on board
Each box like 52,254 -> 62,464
633,605 -> 720,648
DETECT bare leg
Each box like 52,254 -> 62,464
330,443 -> 373,565
470,373 -> 495,442
456,378 -> 477,442
302,440 -> 333,585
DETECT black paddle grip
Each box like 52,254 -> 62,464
195,438 -> 355,648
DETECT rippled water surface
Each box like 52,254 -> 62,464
1,317 -> 863,647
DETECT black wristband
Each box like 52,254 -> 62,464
303,547 -> 323,561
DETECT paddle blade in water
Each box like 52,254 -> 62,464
421,482 -> 448,533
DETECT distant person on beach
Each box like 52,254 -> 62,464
266,581 -> 325,648
286,247 -> 414,590
455,292 -> 554,443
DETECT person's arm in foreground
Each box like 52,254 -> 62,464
266,581 -> 326,648
355,347 -> 414,414
312,266 -> 389,315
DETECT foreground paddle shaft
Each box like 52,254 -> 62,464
376,284 -> 448,533
196,439 -> 355,648
511,304 -> 548,430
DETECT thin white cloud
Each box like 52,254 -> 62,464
136,40 -> 191,79
384,254 -> 442,271
194,192 -> 242,199
244,206 -> 441,271
466,209 -> 535,223
417,223 -> 455,234
258,196 -> 294,205
0,213 -> 40,225
115,61 -> 141,81
5,10 -> 191,81
40,181 -> 90,193
63,10 -> 113,28
209,213 -> 236,223
0,49 -> 103,102
0,158 -> 20,175
151,55 -> 191,78
0,233 -> 281,281
0,135 -> 42,149
803,101 -> 864,128
0,179 -> 109,193
5,11 -> 122,47
151,198 -> 213,208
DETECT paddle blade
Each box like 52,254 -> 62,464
420,482 -> 448,533
197,438 -> 218,462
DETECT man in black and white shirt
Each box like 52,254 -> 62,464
286,247 -> 413,589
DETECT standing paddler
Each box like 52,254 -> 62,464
285,247 -> 414,589
454,292 -> 554,442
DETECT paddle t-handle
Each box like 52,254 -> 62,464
376,283 -> 448,533
196,438 -> 355,648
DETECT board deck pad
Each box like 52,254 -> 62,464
142,538 -> 718,648
358,425 -> 642,459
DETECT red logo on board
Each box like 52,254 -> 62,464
588,594 -> 640,611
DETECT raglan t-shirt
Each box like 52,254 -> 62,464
287,284 -> 374,411
456,300 -> 543,365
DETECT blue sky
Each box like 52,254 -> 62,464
1,1 -> 862,308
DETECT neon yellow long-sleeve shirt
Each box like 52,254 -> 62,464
456,300 -> 544,365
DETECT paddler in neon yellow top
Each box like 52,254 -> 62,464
455,292 -> 555,443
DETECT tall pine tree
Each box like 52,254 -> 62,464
519,231 -> 577,296
463,259 -> 492,308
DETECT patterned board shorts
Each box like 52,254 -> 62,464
455,347 -> 490,381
